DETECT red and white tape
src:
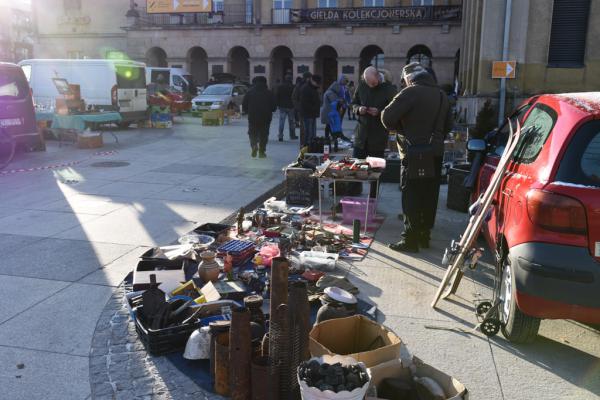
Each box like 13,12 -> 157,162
0,150 -> 119,176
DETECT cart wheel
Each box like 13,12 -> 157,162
476,301 -> 493,316
481,318 -> 501,337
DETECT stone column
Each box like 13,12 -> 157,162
249,57 -> 270,83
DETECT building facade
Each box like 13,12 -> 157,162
0,3 -> 35,63
458,0 -> 600,124
32,0 -> 462,90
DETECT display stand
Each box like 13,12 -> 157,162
316,173 -> 381,236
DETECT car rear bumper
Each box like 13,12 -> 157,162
510,242 -> 600,323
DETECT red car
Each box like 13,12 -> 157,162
471,93 -> 600,343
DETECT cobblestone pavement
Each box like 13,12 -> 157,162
89,285 -> 224,400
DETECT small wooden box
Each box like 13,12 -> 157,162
77,132 -> 103,149
202,110 -> 224,126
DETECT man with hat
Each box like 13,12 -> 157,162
381,62 -> 453,253
292,71 -> 313,146
300,74 -> 322,147
242,76 -> 276,158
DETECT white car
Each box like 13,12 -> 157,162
192,83 -> 246,112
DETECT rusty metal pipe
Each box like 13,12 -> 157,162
251,356 -> 270,400
288,280 -> 311,399
230,307 -> 252,400
214,332 -> 230,396
269,257 -> 289,321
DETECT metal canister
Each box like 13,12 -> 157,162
214,332 -> 230,396
269,257 -> 289,320
251,356 -> 270,400
209,320 -> 231,381
230,307 -> 252,400
244,294 -> 265,327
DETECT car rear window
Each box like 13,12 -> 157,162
0,68 -> 29,100
556,120 -> 600,187
115,66 -> 146,89
514,103 -> 557,164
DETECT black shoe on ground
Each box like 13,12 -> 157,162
259,152 -> 267,158
388,241 -> 419,253
278,137 -> 283,142
251,148 -> 257,158
290,135 -> 298,140
419,237 -> 430,249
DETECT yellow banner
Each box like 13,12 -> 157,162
147,0 -> 212,14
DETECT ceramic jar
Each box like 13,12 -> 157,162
198,250 -> 220,282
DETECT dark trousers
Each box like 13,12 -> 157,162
248,120 -> 271,152
352,146 -> 384,198
400,157 -> 443,244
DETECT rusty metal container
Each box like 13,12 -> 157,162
269,257 -> 289,321
209,320 -> 231,381
269,303 -> 290,400
214,332 -> 230,396
251,356 -> 270,400
230,307 -> 252,400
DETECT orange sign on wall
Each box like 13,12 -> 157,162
147,0 -> 212,14
492,61 -> 516,79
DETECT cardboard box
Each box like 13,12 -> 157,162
369,358 -> 468,400
309,315 -> 402,367
77,132 -> 103,149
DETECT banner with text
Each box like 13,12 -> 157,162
147,0 -> 212,14
289,6 -> 461,24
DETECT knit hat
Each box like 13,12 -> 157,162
401,62 -> 429,83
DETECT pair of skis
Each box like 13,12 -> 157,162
431,120 -> 522,309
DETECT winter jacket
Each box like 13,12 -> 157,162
242,82 -> 276,125
381,73 -> 453,157
300,82 -> 321,119
292,81 -> 305,111
320,79 -> 347,124
275,80 -> 295,109
351,80 -> 397,153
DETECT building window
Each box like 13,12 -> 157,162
318,0 -> 338,8
213,0 -> 224,12
364,0 -> 384,6
63,0 -> 81,10
412,0 -> 433,5
548,0 -> 590,68
407,44 -> 432,68
273,0 -> 292,8
246,0 -> 253,23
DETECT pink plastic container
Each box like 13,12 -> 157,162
340,196 -> 377,225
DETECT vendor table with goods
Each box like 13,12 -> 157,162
50,112 -> 122,146
122,168 -> 468,399
313,157 -> 384,236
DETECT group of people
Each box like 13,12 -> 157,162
242,62 -> 453,253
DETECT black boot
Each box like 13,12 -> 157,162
389,240 -> 419,253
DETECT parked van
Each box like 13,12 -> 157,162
0,62 -> 41,154
18,59 -> 148,125
146,67 -> 195,95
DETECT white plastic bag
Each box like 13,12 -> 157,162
299,251 -> 339,272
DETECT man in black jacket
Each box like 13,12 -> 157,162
299,74 -> 322,147
242,76 -> 276,158
275,74 -> 297,141
381,62 -> 453,252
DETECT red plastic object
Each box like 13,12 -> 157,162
301,270 -> 325,282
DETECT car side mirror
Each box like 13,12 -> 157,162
467,139 -> 487,152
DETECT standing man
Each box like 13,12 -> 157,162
292,71 -> 312,146
275,74 -> 297,141
381,62 -> 453,253
242,76 -> 276,158
300,74 -> 322,147
351,66 -> 397,196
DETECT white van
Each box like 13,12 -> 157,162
18,59 -> 148,125
146,67 -> 195,95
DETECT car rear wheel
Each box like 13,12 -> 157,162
0,128 -> 16,170
499,255 -> 540,343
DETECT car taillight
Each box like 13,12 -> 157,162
111,85 -> 118,106
526,189 -> 587,235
